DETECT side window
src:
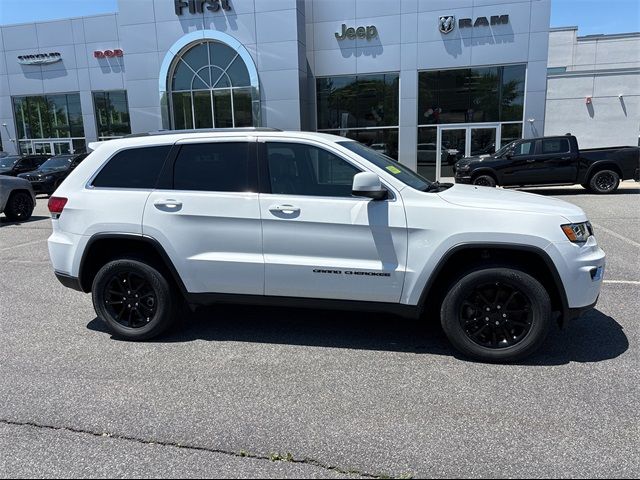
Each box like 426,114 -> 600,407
266,142 -> 361,197
92,146 -> 170,189
541,138 -> 570,154
18,158 -> 31,169
513,141 -> 535,156
173,142 -> 253,192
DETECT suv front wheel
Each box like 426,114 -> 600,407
92,259 -> 178,340
440,268 -> 552,363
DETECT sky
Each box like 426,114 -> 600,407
0,0 -> 638,35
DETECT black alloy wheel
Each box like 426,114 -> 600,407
589,170 -> 620,194
103,271 -> 157,328
92,259 -> 178,340
440,268 -> 552,363
4,192 -> 34,221
472,175 -> 497,187
460,281 -> 532,349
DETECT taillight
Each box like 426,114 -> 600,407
48,196 -> 68,217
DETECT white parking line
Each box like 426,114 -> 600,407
592,222 -> 640,248
603,280 -> 640,285
0,239 -> 47,253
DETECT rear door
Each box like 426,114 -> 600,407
500,139 -> 537,186
529,137 -> 577,184
143,138 -> 264,295
258,139 -> 407,303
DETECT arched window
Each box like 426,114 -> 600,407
168,40 -> 257,129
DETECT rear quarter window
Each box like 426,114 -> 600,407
92,146 -> 171,189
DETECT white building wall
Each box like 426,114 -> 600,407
545,28 -> 640,148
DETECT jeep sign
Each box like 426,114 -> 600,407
335,24 -> 378,41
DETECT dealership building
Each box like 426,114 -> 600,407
0,0 -> 552,180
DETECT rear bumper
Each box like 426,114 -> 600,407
54,271 -> 84,292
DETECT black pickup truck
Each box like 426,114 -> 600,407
454,135 -> 640,193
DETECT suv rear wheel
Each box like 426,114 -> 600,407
4,191 -> 34,221
92,259 -> 178,340
588,169 -> 620,194
440,268 -> 552,363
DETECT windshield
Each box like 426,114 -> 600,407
39,155 -> 73,170
338,141 -> 431,191
494,140 -> 519,158
0,156 -> 19,168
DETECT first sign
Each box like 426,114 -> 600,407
175,0 -> 231,14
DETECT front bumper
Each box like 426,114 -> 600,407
545,236 -> 606,322
454,174 -> 472,184
27,179 -> 56,194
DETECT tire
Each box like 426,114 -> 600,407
588,169 -> 620,194
440,267 -> 552,363
472,174 -> 497,188
92,259 -> 178,341
4,191 -> 34,221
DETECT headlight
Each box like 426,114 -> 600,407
561,221 -> 593,243
456,164 -> 470,172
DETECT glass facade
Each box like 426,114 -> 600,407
12,93 -> 85,154
416,65 -> 526,179
169,40 -> 255,129
93,90 -> 131,139
316,73 -> 399,159
418,65 -> 526,125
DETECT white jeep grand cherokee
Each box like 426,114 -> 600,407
48,129 -> 605,362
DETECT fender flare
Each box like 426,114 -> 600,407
78,232 -> 188,295
416,242 -> 570,319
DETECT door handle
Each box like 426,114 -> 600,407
269,204 -> 300,214
154,199 -> 183,210
526,159 -> 536,163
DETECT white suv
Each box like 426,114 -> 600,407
48,129 -> 605,362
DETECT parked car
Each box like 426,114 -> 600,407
18,152 -> 88,195
0,154 -> 50,177
48,129 -> 605,363
454,135 -> 640,193
0,176 -> 36,221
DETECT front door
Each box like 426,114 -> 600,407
259,139 -> 407,303
143,139 -> 264,295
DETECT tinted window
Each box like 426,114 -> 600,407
514,141 -> 535,156
339,141 -> 431,191
92,146 -> 170,189
542,138 -> 570,154
173,142 -> 253,192
266,142 -> 361,197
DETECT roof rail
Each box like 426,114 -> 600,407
125,127 -> 282,138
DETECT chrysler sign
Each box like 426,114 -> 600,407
17,52 -> 62,65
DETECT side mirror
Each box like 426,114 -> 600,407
505,148 -> 514,159
352,172 -> 388,200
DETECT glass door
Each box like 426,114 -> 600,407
53,141 -> 73,154
438,128 -> 466,179
32,141 -> 53,156
435,125 -> 500,180
470,127 -> 497,157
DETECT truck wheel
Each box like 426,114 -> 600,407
440,268 -> 552,363
92,259 -> 178,341
472,175 -> 497,187
4,191 -> 34,221
588,170 -> 620,194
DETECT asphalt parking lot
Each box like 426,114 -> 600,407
1,183 -> 638,479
